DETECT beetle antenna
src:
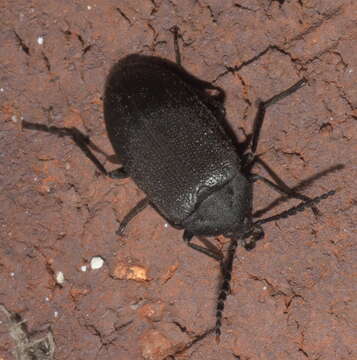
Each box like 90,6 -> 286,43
215,189 -> 335,340
255,189 -> 336,226
215,237 -> 239,343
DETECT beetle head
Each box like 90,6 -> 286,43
182,173 -> 253,237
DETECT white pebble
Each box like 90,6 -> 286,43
10,272 -> 15,277
87,5 -> 92,10
37,36 -> 44,45
80,265 -> 87,272
54,311 -> 58,317
11,115 -> 18,123
164,223 -> 169,228
55,271 -> 65,285
0,88 -> 4,92
90,256 -> 104,270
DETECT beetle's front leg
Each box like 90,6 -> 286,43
250,156 -> 320,216
183,231 -> 223,261
247,78 -> 307,159
116,198 -> 150,236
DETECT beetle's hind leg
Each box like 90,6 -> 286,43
22,120 -> 127,179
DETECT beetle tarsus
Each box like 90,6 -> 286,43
170,25 -> 182,66
108,167 -> 129,179
117,198 -> 150,236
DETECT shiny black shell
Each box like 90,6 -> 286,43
104,55 -> 240,227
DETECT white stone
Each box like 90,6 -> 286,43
55,271 -> 65,284
90,256 -> 104,270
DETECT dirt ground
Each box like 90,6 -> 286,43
0,0 -> 356,359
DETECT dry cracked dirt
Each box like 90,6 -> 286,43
0,0 -> 356,359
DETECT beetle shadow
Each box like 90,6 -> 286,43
253,163 -> 344,218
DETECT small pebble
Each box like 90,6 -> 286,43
55,271 -> 65,285
37,36 -> 44,45
90,256 -> 104,270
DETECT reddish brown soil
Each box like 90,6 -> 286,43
1,1 -> 356,359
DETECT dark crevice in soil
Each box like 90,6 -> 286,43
164,328 -> 214,359
299,347 -> 309,358
150,0 -> 161,16
82,44 -> 92,56
116,7 -> 132,25
234,3 -> 257,12
269,0 -> 286,7
14,31 -> 30,55
206,5 -> 218,23
115,319 -> 134,331
213,44 -> 299,83
77,34 -> 85,47
42,52 -> 51,72
290,5 -> 343,43
172,320 -> 187,333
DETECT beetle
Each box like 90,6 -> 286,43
22,27 -> 335,341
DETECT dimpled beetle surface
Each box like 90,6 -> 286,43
22,28 -> 335,341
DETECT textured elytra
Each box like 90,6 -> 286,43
104,54 -> 241,226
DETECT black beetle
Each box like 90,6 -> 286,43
22,28 -> 335,341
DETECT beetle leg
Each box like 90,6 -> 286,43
251,155 -> 320,215
198,236 -> 223,256
250,173 -> 321,216
248,78 -> 307,157
170,25 -> 182,66
116,197 -> 150,236
108,168 -> 129,179
183,231 -> 223,261
22,120 -> 111,176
